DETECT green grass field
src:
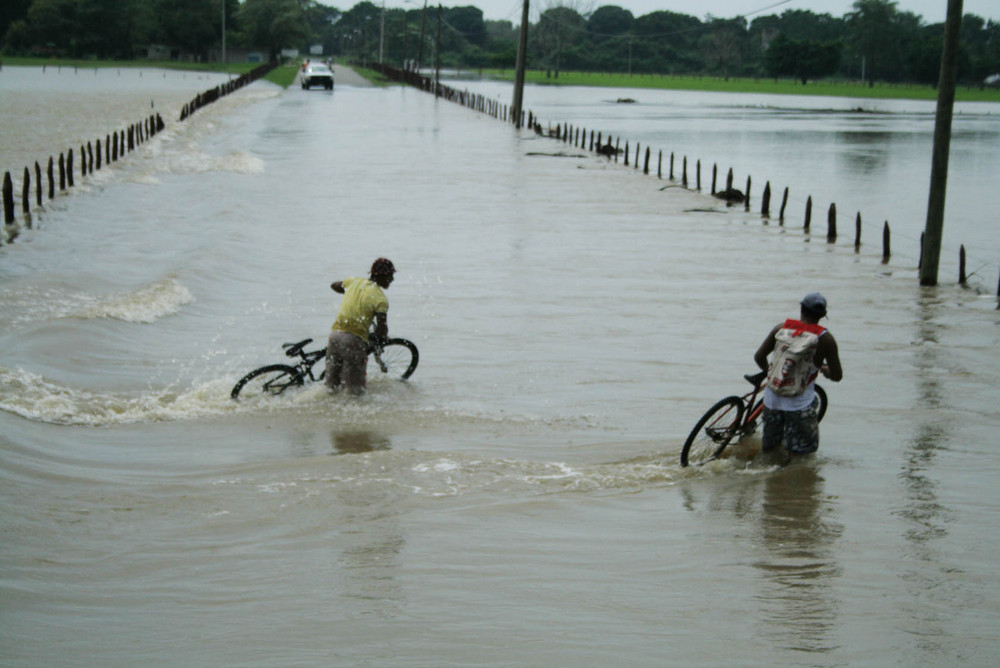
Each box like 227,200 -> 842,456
483,69 -> 1000,103
6,57 -> 998,102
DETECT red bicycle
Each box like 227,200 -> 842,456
680,372 -> 827,467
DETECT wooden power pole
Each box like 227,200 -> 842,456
512,0 -> 530,129
920,0 -> 964,286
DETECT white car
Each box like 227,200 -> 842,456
301,63 -> 334,90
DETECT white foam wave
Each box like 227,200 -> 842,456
0,366 -> 233,426
78,277 -> 194,323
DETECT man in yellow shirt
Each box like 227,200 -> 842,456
325,258 -> 395,394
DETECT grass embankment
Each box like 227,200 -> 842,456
483,69 -> 1000,103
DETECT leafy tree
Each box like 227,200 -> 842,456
445,6 -> 486,48
22,0 -> 77,55
764,33 -> 842,83
239,0 -> 312,60
154,0 -> 219,60
700,16 -> 747,80
1,0 -> 31,44
846,0 -> 900,85
587,5 -> 634,40
531,6 -> 586,78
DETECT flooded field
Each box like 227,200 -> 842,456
2,67 -> 999,667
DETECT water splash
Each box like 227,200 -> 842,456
78,277 -> 194,323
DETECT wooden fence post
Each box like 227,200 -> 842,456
959,245 -> 966,285
827,203 -> 837,242
657,151 -> 662,179
854,213 -> 862,250
2,172 -> 13,225
804,196 -> 812,231
670,153 -> 675,180
34,162 -> 42,207
726,168 -> 733,193
682,156 -> 688,187
696,160 -> 701,190
761,182 -> 771,217
644,147 -> 650,175
744,175 -> 751,212
21,167 -> 30,218
67,149 -> 74,187
711,164 -> 717,195
58,154 -> 66,191
882,221 -> 891,263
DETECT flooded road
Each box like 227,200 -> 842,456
2,67 -> 1000,667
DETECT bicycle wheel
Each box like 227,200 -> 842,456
371,338 -> 419,380
681,396 -> 744,467
815,384 -> 828,423
231,364 -> 303,400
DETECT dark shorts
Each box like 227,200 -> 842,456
325,331 -> 368,394
761,397 -> 820,455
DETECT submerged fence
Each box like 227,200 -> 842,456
365,61 -> 998,300
2,61 -> 277,245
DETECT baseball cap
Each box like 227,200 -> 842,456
801,292 -> 827,315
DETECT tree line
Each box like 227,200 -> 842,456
2,0 -> 999,87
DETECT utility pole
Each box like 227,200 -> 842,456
417,0 -> 428,71
379,0 -> 385,64
435,4 -> 442,94
221,0 -> 226,65
512,0 -> 529,129
920,0 -> 963,286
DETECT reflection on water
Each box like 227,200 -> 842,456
751,464 -> 843,654
332,430 -> 392,455
895,291 -> 955,658
836,131 -> 894,174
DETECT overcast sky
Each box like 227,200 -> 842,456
432,0 -> 998,25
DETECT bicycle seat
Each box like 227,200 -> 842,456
744,371 -> 767,386
282,339 -> 313,357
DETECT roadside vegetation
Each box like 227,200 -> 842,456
482,70 -> 1000,103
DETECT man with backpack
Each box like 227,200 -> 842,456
753,292 -> 843,461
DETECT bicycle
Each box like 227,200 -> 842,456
680,372 -> 827,467
231,332 -> 419,400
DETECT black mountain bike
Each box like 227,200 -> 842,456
680,372 -> 827,467
231,333 -> 419,400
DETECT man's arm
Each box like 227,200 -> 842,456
754,325 -> 780,373
373,312 -> 388,341
818,333 -> 843,382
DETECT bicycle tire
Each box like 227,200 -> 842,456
231,364 -> 303,400
681,396 -> 744,467
815,384 -> 828,423
371,338 -> 419,380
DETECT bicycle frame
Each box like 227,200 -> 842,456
281,337 -> 397,382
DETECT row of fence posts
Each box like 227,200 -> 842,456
2,60 -> 279,246
366,60 -> 996,301
2,112 -> 165,243
178,61 -> 277,121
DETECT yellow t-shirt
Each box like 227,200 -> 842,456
332,277 -> 388,342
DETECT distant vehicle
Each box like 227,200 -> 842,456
301,63 -> 334,90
